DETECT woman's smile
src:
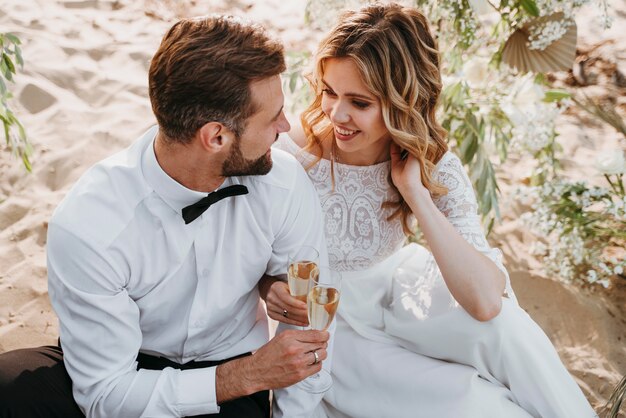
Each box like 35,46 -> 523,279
334,125 -> 361,141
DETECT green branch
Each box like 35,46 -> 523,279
0,32 -> 30,172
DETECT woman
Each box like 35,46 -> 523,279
262,3 -> 597,417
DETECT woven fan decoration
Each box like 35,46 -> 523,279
502,12 -> 577,73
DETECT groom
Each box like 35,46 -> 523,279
0,15 -> 329,417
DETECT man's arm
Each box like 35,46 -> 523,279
259,274 -> 309,326
215,329 -> 329,403
48,224 -> 218,417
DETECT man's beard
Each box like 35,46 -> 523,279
221,136 -> 273,177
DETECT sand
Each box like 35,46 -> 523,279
0,0 -> 624,415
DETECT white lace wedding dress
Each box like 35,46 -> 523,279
274,134 -> 597,418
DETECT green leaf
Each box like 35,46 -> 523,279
534,73 -> 547,85
485,216 -> 496,235
4,33 -> 21,46
543,90 -> 571,102
469,154 -> 484,182
442,82 -> 463,107
15,47 -> 23,68
442,118 -> 451,131
17,120 -> 26,140
466,112 -> 480,134
492,194 -> 501,219
477,162 -> 489,199
3,120 -> 9,144
3,53 -> 15,75
519,0 -> 540,16
459,131 -> 478,164
0,57 -> 9,81
21,151 -> 32,172
481,189 -> 493,215
289,72 -> 298,93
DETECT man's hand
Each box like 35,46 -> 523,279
215,329 -> 329,403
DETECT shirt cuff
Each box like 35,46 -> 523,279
177,367 -> 219,416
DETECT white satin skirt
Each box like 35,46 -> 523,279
310,244 -> 597,418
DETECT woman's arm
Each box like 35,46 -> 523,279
259,275 -> 309,326
390,144 -> 505,321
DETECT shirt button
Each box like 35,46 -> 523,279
202,268 -> 209,277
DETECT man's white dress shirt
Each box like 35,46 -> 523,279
47,126 -> 327,417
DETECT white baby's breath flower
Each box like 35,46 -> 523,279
594,150 -> 625,175
528,20 -> 570,51
530,241 -> 548,255
462,57 -> 490,88
468,0 -> 493,15
586,269 -> 597,282
512,77 -> 545,109
501,102 -> 527,127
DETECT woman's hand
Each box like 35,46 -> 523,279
259,276 -> 309,326
389,143 -> 429,201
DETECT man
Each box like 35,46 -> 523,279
0,15 -> 329,417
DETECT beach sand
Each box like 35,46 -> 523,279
0,0 -> 624,415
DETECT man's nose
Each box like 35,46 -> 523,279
277,113 -> 291,133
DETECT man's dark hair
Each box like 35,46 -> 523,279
149,15 -> 286,143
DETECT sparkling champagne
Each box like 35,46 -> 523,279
288,261 -> 318,302
307,286 -> 340,331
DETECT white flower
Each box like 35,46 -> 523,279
615,265 -> 624,275
528,20 -> 570,51
462,57 -> 489,88
594,150 -> 625,175
468,0 -> 493,15
586,269 -> 597,282
512,77 -> 545,109
501,102 -> 527,127
502,75 -> 552,134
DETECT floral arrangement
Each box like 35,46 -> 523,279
517,151 -> 625,287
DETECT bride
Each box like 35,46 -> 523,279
261,3 -> 597,417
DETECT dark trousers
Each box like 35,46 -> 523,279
0,344 -> 270,418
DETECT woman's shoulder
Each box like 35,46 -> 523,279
274,125 -> 320,169
432,150 -> 473,191
288,122 -> 307,148
437,150 -> 459,165
434,150 -> 462,173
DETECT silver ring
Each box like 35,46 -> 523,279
312,350 -> 319,365
282,309 -> 288,318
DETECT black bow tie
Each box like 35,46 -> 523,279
182,184 -> 248,224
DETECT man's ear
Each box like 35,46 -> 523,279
198,122 -> 235,152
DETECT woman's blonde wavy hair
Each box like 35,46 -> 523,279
301,2 -> 448,235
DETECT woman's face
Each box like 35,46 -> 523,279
320,57 -> 391,166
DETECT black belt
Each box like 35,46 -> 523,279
136,351 -> 252,371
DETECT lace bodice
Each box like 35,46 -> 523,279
274,134 -> 511,293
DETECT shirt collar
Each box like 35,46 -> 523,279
142,126 -> 223,215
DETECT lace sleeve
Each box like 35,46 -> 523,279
432,153 -> 516,301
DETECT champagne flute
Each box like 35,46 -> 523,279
299,266 -> 341,394
287,246 -> 319,307
307,268 -> 341,332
